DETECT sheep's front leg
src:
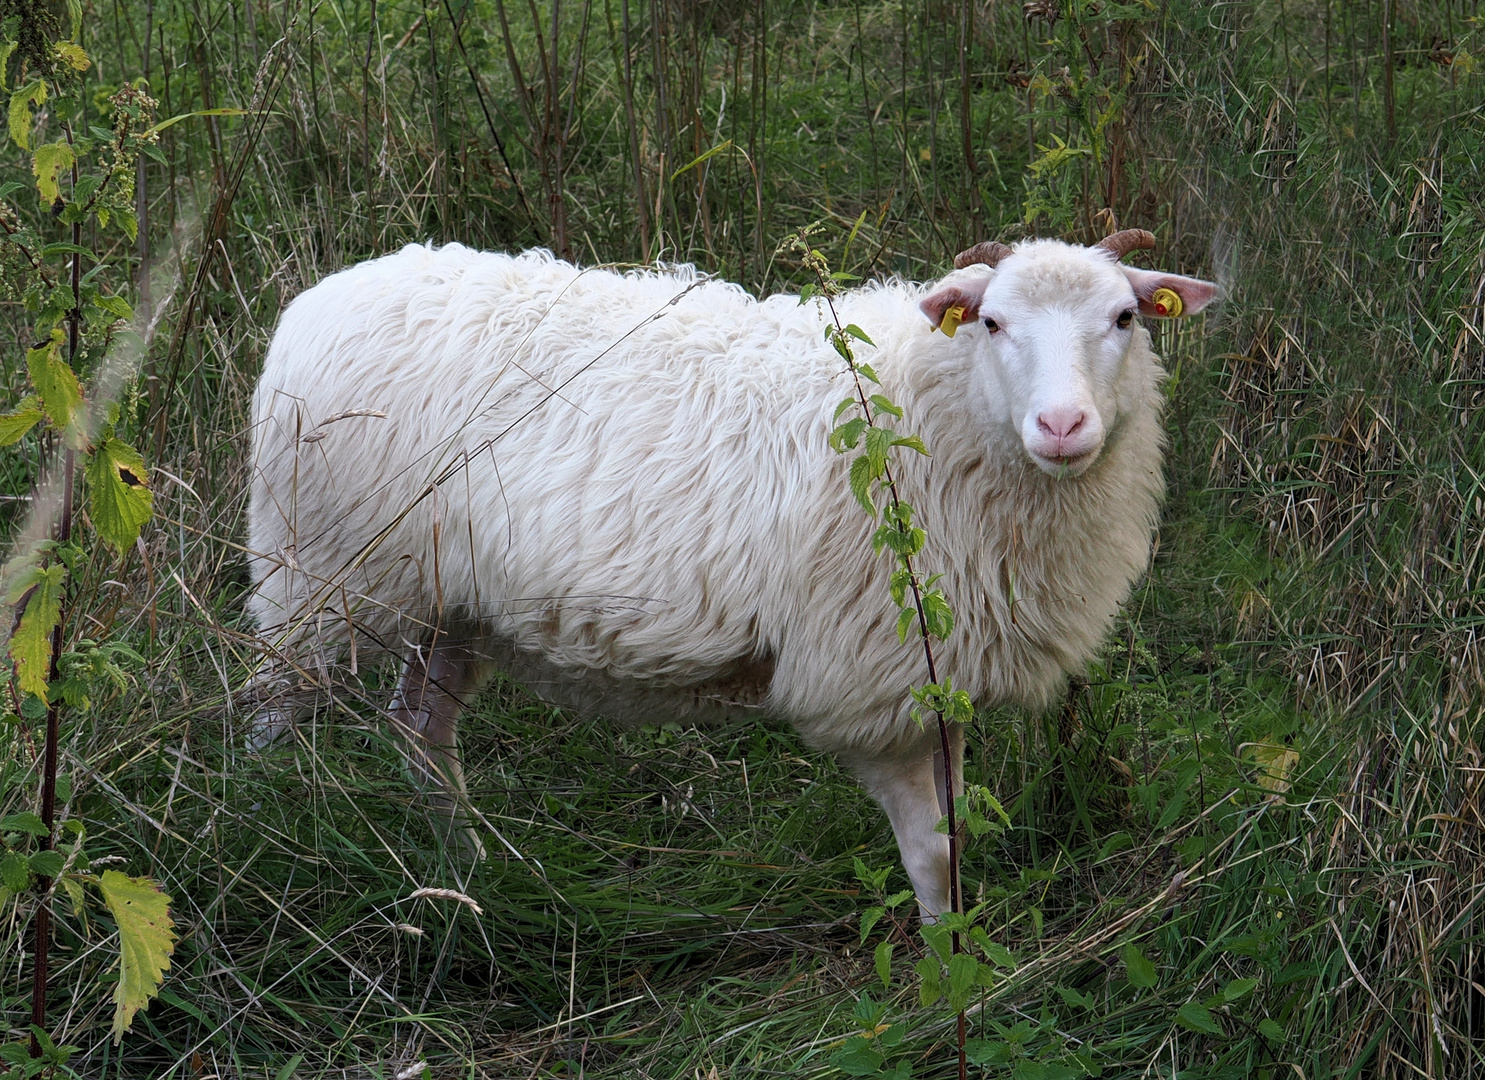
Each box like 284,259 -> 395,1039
845,725 -> 965,920
389,637 -> 490,857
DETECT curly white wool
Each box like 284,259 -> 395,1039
246,240 -> 1210,914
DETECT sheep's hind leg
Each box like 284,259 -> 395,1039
844,725 -> 965,921
390,637 -> 492,859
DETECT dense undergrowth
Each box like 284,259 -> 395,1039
0,0 -> 1481,1076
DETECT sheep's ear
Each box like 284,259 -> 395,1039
1121,267 -> 1218,319
920,279 -> 988,336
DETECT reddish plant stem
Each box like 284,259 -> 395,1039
818,285 -> 966,1080
31,134 -> 83,1060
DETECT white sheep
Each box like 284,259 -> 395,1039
245,231 -> 1216,916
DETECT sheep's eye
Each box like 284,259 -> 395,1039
1116,309 -> 1134,329
984,318 -> 1000,334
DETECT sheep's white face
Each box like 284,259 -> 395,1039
920,240 -> 1217,478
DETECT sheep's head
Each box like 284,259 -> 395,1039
919,232 -> 1217,477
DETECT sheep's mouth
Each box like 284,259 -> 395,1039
1028,446 -> 1101,477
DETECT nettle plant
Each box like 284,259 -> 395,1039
0,4 -> 174,1069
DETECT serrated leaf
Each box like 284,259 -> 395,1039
896,607 -> 916,643
1245,738 -> 1300,794
884,888 -> 914,909
0,397 -> 42,445
1122,942 -> 1157,988
891,434 -> 929,456
0,853 -> 28,892
1258,1018 -> 1284,1041
1175,1000 -> 1224,1036
86,437 -> 154,555
833,396 -> 857,423
849,454 -> 877,516
0,812 -> 49,836
8,80 -> 45,149
26,331 -> 82,435
831,1037 -> 885,1077
859,905 -> 885,945
54,42 -> 90,71
920,923 -> 952,962
97,870 -> 175,1043
915,956 -> 942,1006
843,323 -> 875,347
28,850 -> 63,878
874,940 -> 894,989
8,562 -> 66,701
831,416 -> 868,452
33,140 -> 76,204
857,362 -> 880,384
112,208 -> 138,242
869,393 -> 902,419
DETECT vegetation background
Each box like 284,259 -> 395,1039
0,0 -> 1480,1075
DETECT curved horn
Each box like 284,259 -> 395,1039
954,241 -> 1015,270
1093,228 -> 1157,260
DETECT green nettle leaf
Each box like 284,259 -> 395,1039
32,140 -> 77,204
87,438 -> 154,555
869,394 -> 902,419
97,870 -> 175,1044
28,850 -> 63,878
92,293 -> 133,322
849,454 -> 877,516
1176,1000 -> 1225,1036
843,323 -> 875,347
915,956 -> 942,1007
26,332 -> 82,435
859,905 -> 886,946
1258,1018 -> 1284,1041
896,607 -> 917,643
0,853 -> 28,893
1222,977 -> 1258,1001
1122,942 -> 1158,988
0,396 -> 43,445
8,562 -> 66,701
891,434 -> 929,456
8,79 -> 45,150
54,41 -> 89,71
0,812 -> 49,836
874,940 -> 894,989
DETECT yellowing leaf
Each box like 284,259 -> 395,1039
32,140 -> 76,204
26,330 -> 82,436
7,562 -> 66,701
87,438 -> 153,555
54,42 -> 90,71
0,396 -> 43,445
1245,738 -> 1300,794
8,79 -> 45,150
97,871 -> 175,1044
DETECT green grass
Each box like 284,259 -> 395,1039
0,0 -> 1482,1075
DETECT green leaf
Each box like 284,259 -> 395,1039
140,107 -> 249,139
97,870 -> 176,1044
54,41 -> 89,71
831,1037 -> 885,1077
0,853 -> 28,892
891,434 -> 929,456
61,876 -> 84,916
1122,942 -> 1157,988
112,208 -> 138,242
874,940 -> 894,989
849,454 -> 877,516
843,323 -> 875,347
919,923 -> 952,962
8,79 -> 45,149
669,138 -> 732,180
274,1054 -> 306,1080
32,140 -> 76,204
833,396 -> 857,423
1258,1018 -> 1284,1041
0,812 -> 49,836
859,905 -> 885,945
86,437 -> 154,555
945,952 -> 978,1010
884,888 -> 914,909
857,363 -> 880,384
868,394 -> 902,419
8,562 -> 66,701
1055,985 -> 1095,1010
1222,977 -> 1258,1002
0,397 -> 42,445
896,607 -> 916,643
1175,1000 -> 1224,1036
39,242 -> 96,260
830,416 -> 868,452
915,956 -> 942,1006
26,331 -> 83,435
28,850 -> 63,878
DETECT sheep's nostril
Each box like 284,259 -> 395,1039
1036,409 -> 1087,440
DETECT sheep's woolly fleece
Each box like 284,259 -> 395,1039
247,243 -> 1165,756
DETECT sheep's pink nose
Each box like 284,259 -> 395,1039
1036,408 -> 1086,440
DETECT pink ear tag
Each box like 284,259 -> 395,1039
940,304 -> 967,338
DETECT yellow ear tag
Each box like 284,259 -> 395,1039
1150,287 -> 1183,318
940,304 -> 967,338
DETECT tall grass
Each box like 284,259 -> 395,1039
0,0 -> 1481,1075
